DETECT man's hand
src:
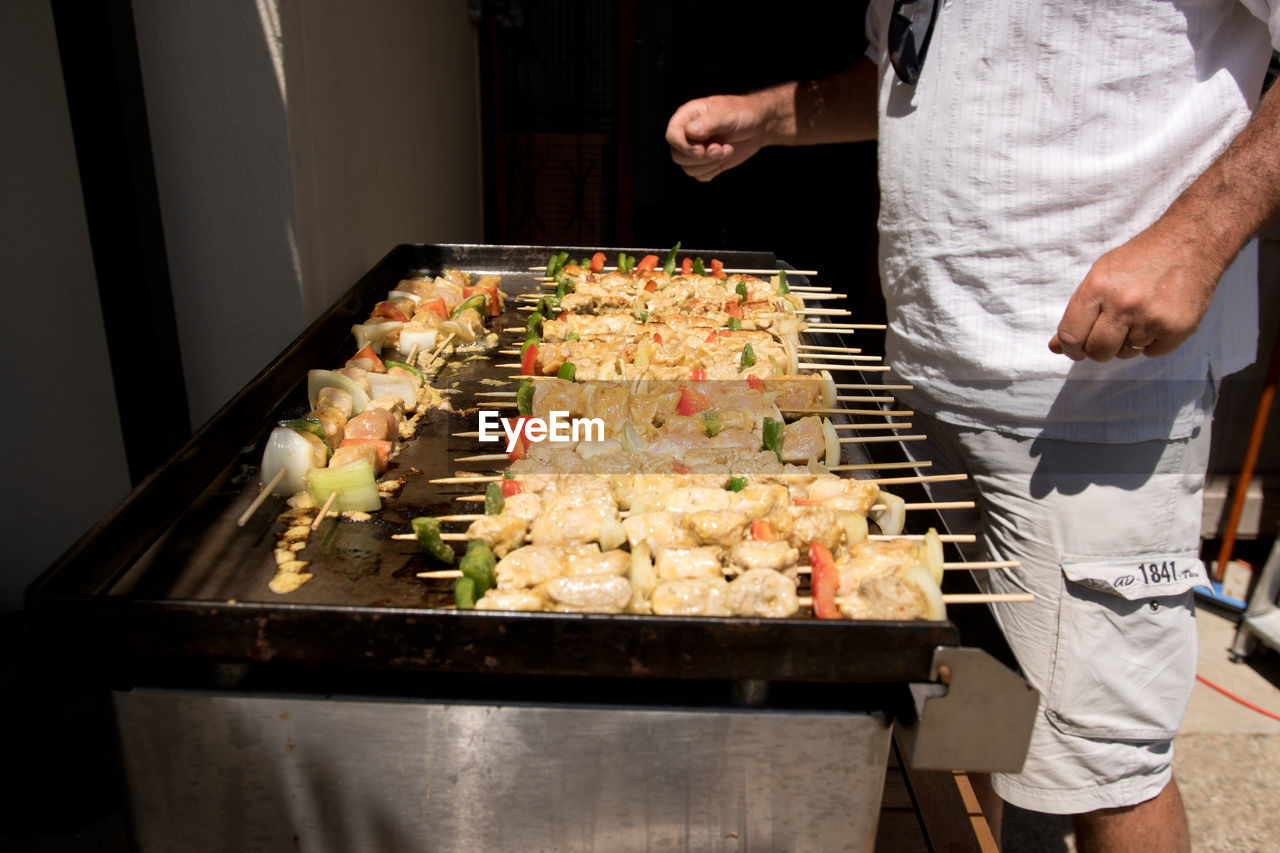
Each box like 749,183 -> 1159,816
665,93 -> 785,182
1049,224 -> 1222,362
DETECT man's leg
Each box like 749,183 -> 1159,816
1073,777 -> 1190,853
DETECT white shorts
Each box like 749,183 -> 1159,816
901,411 -> 1211,815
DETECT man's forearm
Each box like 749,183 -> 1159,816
761,58 -> 880,148
1157,80 -> 1280,273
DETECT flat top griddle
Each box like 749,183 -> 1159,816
28,244 -> 969,684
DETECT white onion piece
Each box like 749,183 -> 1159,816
900,563 -> 947,621
307,369 -> 370,415
838,511 -> 869,546
822,417 -> 840,468
870,490 -> 906,536
918,527 -> 944,585
576,438 -> 622,460
387,290 -> 421,305
261,427 -> 326,496
599,514 -> 627,552
820,370 -> 836,409
628,543 -> 655,613
397,326 -> 438,355
366,373 -> 419,410
351,320 -> 402,352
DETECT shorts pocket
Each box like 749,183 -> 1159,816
1044,552 -> 1204,742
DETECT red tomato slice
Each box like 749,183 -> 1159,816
746,374 -> 764,391
590,252 -> 606,273
680,257 -> 692,275
676,386 -> 711,416
791,498 -> 822,506
500,479 -> 525,498
338,438 -> 392,473
691,370 -> 706,382
371,301 -> 409,323
750,519 -> 775,541
644,279 -> 658,293
421,298 -> 448,320
809,543 -> 840,619
347,344 -> 387,374
724,302 -> 743,319
705,332 -> 718,343
671,460 -> 688,474
710,258 -> 726,279
520,344 -> 540,376
652,332 -> 663,344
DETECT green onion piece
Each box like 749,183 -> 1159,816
459,540 -> 497,599
777,269 -> 790,295
454,576 -> 476,609
726,476 -> 748,492
704,410 -> 722,437
662,241 -> 682,276
278,417 -> 330,454
484,481 -> 505,516
740,342 -> 756,369
536,295 -> 559,317
384,360 -> 423,384
411,517 -> 455,564
565,332 -> 580,342
451,294 -> 487,319
736,280 -> 748,301
727,317 -> 742,331
693,257 -> 706,275
557,362 -> 577,381
517,378 -> 535,416
762,418 -> 785,463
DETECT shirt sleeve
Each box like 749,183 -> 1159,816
1239,0 -> 1280,49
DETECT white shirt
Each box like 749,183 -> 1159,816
865,0 -> 1278,441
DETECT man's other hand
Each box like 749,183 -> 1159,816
665,94 -> 779,182
1049,225 -> 1222,362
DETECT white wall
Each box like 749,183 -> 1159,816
133,0 -> 484,427
0,0 -> 131,613
132,0 -> 308,429
278,0 -> 485,317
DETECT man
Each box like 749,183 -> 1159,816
666,2 -> 1280,850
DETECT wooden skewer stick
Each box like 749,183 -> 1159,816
475,390 -> 517,397
798,363 -> 892,372
423,333 -> 457,368
430,475 -> 503,484
799,352 -> 883,362
842,434 -> 926,444
798,345 -> 864,354
805,323 -> 888,331
862,472 -> 965,485
836,396 -> 895,404
798,308 -> 851,316
793,560 -> 1019,574
796,592 -> 1034,607
781,407 -> 914,416
527,265 -> 821,276
454,453 -> 512,463
417,569 -> 463,578
310,491 -> 339,531
870,533 -> 975,542
836,461 -> 931,473
835,383 -> 912,391
237,469 -> 286,527
830,421 -> 912,430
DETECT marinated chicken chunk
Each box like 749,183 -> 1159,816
541,574 -> 633,613
623,512 -> 698,551
683,510 -> 748,548
650,577 -> 731,617
475,590 -> 546,612
727,569 -> 799,618
727,540 -> 800,574
495,545 -> 563,590
465,513 -> 528,558
654,546 -> 724,580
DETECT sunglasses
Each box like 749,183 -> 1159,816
888,0 -> 940,85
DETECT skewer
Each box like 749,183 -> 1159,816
310,491 -> 339,531
841,434 -> 926,444
805,323 -> 887,331
796,353 -> 882,362
780,408 -> 913,416
405,343 -> 421,365
835,383 -> 912,391
415,498 -> 974,525
798,308 -> 851,317
454,453 -> 516,463
796,592 -> 1035,607
427,530 -> 976,544
797,363 -> 892,372
528,265 -> 821,276
236,469 -> 286,526
439,463 -> 952,483
835,396 -> 895,404
862,472 -> 964,484
797,345 -> 864,354
830,421 -> 912,430
415,560 -> 1019,580
424,333 -> 457,368
430,475 -> 503,484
